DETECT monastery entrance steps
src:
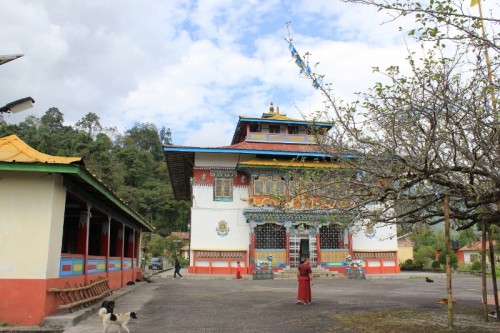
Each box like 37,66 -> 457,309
274,267 -> 346,280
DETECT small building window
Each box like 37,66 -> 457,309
288,125 -> 299,134
214,177 -> 233,201
269,125 -> 281,134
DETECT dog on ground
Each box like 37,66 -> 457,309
98,307 -> 137,333
437,298 -> 456,305
101,300 -> 115,314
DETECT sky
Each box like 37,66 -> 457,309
0,0 -> 486,147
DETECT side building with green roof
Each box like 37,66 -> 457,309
0,134 -> 153,326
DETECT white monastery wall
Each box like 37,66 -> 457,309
0,171 -> 66,279
190,186 -> 249,251
190,208 -> 249,251
351,222 -> 398,252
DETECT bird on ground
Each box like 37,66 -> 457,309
426,277 -> 434,283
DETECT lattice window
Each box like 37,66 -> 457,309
253,176 -> 285,196
255,224 -> 286,249
214,177 -> 233,201
269,124 -> 281,133
288,125 -> 300,134
320,224 -> 345,249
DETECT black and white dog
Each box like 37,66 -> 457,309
101,300 -> 115,314
98,304 -> 137,333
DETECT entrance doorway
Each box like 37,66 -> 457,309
289,224 -> 317,268
300,239 -> 309,263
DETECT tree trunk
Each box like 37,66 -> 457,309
482,222 -> 489,321
444,195 -> 453,327
488,225 -> 499,321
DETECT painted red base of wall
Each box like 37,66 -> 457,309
0,269 -> 143,326
0,279 -> 48,326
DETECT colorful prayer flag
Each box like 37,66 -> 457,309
471,0 -> 480,7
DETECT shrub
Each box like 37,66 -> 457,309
431,260 -> 441,269
400,258 -> 424,271
470,261 -> 482,271
438,250 -> 458,270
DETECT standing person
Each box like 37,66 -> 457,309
173,258 -> 183,279
296,258 -> 312,305
236,261 -> 243,280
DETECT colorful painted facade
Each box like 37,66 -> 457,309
164,104 -> 399,276
0,135 -> 153,325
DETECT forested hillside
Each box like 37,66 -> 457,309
0,108 -> 189,236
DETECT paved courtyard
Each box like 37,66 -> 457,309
61,271 -> 500,333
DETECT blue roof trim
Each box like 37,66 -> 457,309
163,146 -> 356,159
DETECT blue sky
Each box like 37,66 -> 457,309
0,0 -> 488,147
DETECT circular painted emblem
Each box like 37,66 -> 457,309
364,222 -> 376,239
216,220 -> 230,237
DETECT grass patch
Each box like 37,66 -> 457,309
332,307 -> 500,333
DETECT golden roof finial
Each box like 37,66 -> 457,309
269,102 -> 274,113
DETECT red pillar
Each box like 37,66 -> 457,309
76,208 -> 90,284
316,232 -> 321,266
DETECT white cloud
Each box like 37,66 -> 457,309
0,0 -> 453,147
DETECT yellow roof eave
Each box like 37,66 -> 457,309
0,134 -> 82,164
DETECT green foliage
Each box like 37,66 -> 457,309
400,258 -> 424,270
431,260 -> 440,269
164,236 -> 184,263
457,228 -> 477,248
176,257 -> 189,267
470,261 -> 482,271
438,249 -> 458,270
413,245 -> 436,267
146,234 -> 167,257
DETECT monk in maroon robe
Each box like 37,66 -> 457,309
296,258 -> 312,305
236,261 -> 243,279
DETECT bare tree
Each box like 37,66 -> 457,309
285,0 -> 499,325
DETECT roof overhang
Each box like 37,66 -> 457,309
163,145 -> 337,158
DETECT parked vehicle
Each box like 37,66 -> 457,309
149,257 -> 163,270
